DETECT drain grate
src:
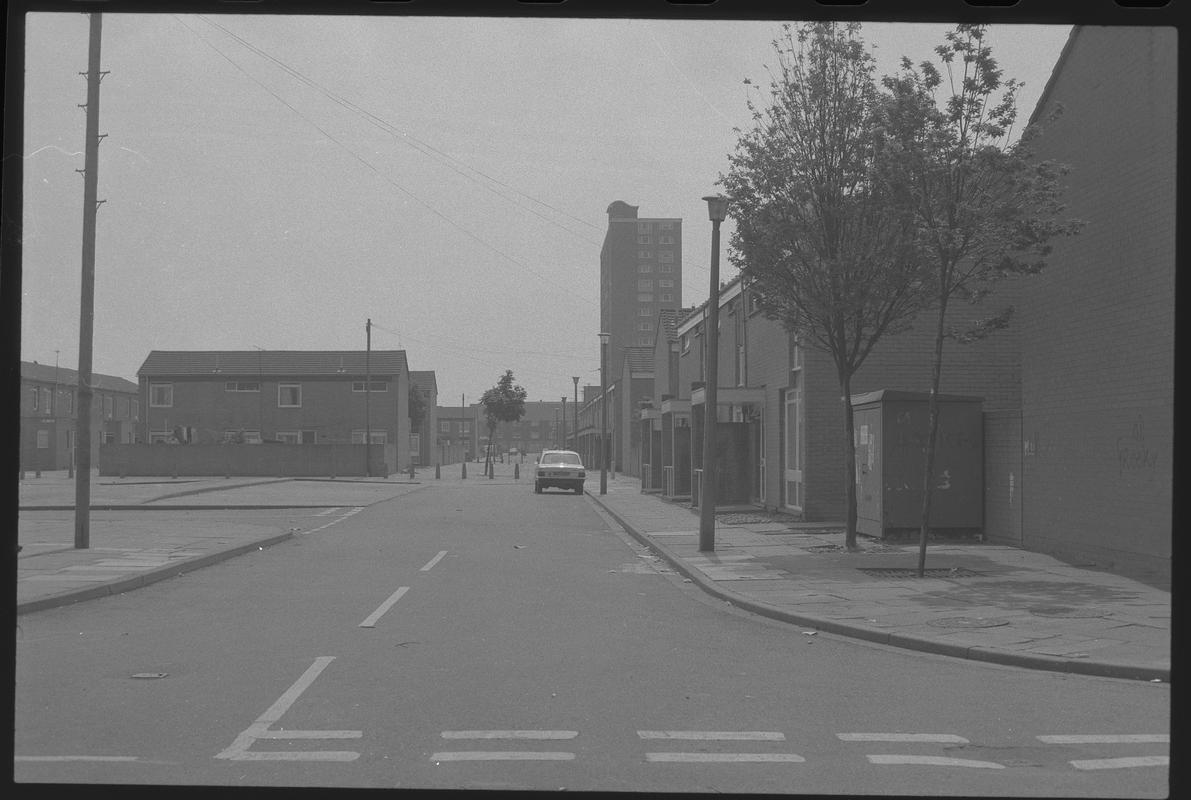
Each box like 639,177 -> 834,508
803,544 -> 845,553
857,567 -> 982,579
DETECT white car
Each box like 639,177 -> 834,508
534,450 -> 586,495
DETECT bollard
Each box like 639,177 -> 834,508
514,463 -> 519,480
462,461 -> 467,479
435,463 -> 441,480
409,463 -> 415,479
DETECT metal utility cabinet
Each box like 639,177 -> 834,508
851,390 -> 984,538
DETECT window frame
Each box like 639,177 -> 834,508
150,382 -> 174,408
277,383 -> 302,408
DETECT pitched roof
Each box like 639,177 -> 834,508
624,346 -> 654,374
21,360 -> 138,393
137,350 -> 408,378
409,371 -> 437,394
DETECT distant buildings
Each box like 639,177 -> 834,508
19,360 -> 139,471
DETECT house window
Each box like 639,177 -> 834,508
130,398 -> 137,420
638,250 -> 652,259
351,430 -> 388,444
638,263 -> 653,273
737,344 -> 746,386
222,429 -> 261,444
659,263 -> 673,273
637,293 -> 654,302
352,381 -> 388,392
639,306 -> 653,316
276,431 -> 301,444
65,391 -> 74,416
150,430 -> 172,444
659,235 -> 675,245
302,431 -> 316,444
638,321 -> 653,331
104,396 -> 113,418
638,221 -> 653,234
637,236 -> 651,245
638,279 -> 653,290
43,388 -> 53,413
639,337 -> 652,346
660,293 -> 674,303
224,381 -> 260,392
462,422 -> 471,433
659,220 -> 673,230
681,334 -> 690,353
36,429 -> 50,449
659,279 -> 674,288
117,397 -> 128,418
440,421 -> 450,433
150,383 -> 173,407
278,383 -> 302,407
658,251 -> 674,262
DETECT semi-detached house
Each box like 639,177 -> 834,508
136,350 -> 410,470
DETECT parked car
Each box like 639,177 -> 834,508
534,449 -> 586,495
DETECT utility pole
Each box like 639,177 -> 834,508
365,318 -> 372,477
74,13 -> 106,550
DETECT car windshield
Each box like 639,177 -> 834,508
543,453 -> 581,465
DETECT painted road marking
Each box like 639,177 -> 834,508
838,733 -> 969,744
16,755 -> 140,762
1037,734 -> 1169,744
867,755 -> 1004,769
359,586 -> 410,628
303,506 -> 364,535
442,730 -> 578,739
432,751 -> 575,762
420,551 -> 449,572
646,753 -> 805,763
1071,756 -> 1169,770
215,656 -> 361,762
314,507 -> 342,517
638,731 -> 786,741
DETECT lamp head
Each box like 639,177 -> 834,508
702,194 -> 730,222
598,332 -> 611,346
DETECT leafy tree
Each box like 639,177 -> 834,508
879,24 -> 1083,575
479,370 -> 527,471
408,384 -> 427,430
721,21 -> 931,550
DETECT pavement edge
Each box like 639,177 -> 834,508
586,492 -> 1168,683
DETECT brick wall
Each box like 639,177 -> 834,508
1016,27 -> 1174,582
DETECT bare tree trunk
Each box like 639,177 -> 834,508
841,369 -> 859,550
918,290 -> 949,576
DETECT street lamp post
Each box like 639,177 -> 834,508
599,332 -> 610,494
561,396 -> 567,449
699,194 -> 730,552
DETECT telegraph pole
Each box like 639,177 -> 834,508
365,318 -> 372,477
74,13 -> 106,550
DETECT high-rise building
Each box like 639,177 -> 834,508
600,201 -> 682,368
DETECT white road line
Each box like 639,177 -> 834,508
314,507 -> 341,517
1071,756 -> 1169,770
420,550 -> 449,572
867,755 -> 1004,769
359,586 -> 409,628
15,755 -> 139,762
638,731 -> 785,741
431,751 -> 576,761
838,733 -> 969,743
441,730 -> 578,740
1037,734 -> 1169,744
646,753 -> 805,763
215,657 -> 361,762
303,506 -> 364,535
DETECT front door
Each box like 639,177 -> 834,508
783,374 -> 803,513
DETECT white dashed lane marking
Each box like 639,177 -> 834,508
441,730 -> 577,740
838,733 -> 969,743
358,587 -> 409,628
432,730 -> 578,762
646,753 -> 805,763
867,755 -> 1004,769
419,550 -> 448,572
638,731 -> 785,741
1037,734 -> 1168,744
1071,756 -> 1169,770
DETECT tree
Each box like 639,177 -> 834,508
408,384 -> 427,431
879,24 -> 1083,575
721,21 -> 931,550
479,370 -> 527,473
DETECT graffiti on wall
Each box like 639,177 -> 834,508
1117,414 -> 1160,479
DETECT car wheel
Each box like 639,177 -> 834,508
574,485 -> 583,495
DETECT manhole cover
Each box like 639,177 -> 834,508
803,544 -> 844,553
1028,606 -> 1110,619
927,617 -> 1011,629
857,567 -> 982,579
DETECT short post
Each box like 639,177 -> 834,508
462,461 -> 467,479
514,463 -> 519,480
435,463 -> 441,480
409,463 -> 415,479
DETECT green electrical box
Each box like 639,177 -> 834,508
851,390 -> 984,539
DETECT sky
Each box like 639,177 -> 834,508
18,11 -> 1073,406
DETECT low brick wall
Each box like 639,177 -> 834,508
99,443 -> 389,478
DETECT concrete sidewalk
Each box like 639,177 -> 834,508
588,475 -> 1170,683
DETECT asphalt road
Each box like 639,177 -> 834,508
14,481 -> 1171,794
